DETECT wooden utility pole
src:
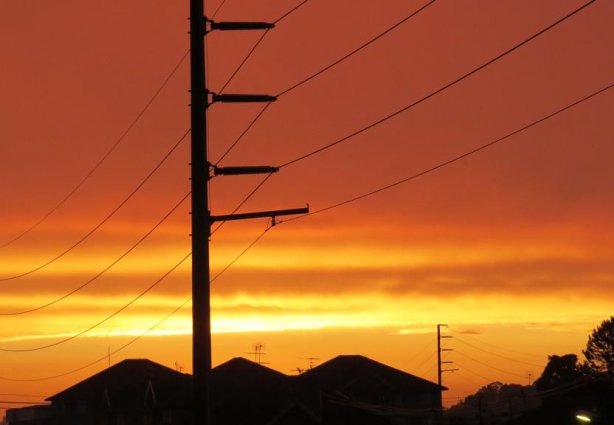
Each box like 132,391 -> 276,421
189,3 -> 308,424
190,1 -> 210,425
437,324 -> 457,423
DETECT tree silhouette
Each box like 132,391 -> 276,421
583,315 -> 614,375
534,354 -> 582,391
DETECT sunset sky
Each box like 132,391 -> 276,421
1,0 -> 613,412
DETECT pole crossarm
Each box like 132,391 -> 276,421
211,206 -> 309,223
211,93 -> 277,103
207,20 -> 275,31
213,166 -> 279,176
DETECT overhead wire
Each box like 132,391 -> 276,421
0,49 -> 190,249
209,1 -> 314,226
210,173 -> 275,235
279,0 -> 596,168
0,252 -> 192,353
453,335 -> 543,368
273,0 -> 311,25
214,0 -> 313,94
0,225 -> 272,380
211,0 -> 439,229
213,0 -> 314,165
406,339 -> 436,367
0,0 -> 603,381
452,330 -> 544,360
0,0 -> 308,362
454,360 -> 497,383
214,0 -> 435,165
454,349 -> 526,379
0,296 -> 192,382
534,376 -> 595,398
210,226 -> 271,280
217,29 -> 271,94
413,351 -> 437,375
276,0 -> 436,97
0,192 -> 191,315
214,0 -> 599,226
279,81 -> 614,224
0,128 -> 191,282
210,0 -> 228,19
214,103 -> 273,165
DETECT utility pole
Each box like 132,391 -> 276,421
189,2 -> 308,425
437,324 -> 458,423
437,324 -> 456,388
190,2 -> 209,424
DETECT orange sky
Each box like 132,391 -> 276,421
1,0 -> 613,413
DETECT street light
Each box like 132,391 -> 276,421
575,411 -> 594,423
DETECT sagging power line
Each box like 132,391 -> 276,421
0,50 -> 190,250
0,129 -> 190,282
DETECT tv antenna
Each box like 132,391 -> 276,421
246,343 -> 268,365
300,357 -> 320,370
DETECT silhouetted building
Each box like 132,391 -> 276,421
296,355 -> 443,425
5,405 -> 53,425
43,355 -> 444,425
47,359 -> 192,425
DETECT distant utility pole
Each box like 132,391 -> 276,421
189,2 -> 308,425
437,324 -> 458,411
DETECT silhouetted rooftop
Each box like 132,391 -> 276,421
47,358 -> 191,409
297,354 -> 446,391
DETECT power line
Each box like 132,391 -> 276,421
455,360 -> 496,383
213,0 -> 311,96
0,128 -> 190,282
218,29 -> 271,93
535,376 -> 594,398
211,173 -> 274,235
0,296 -> 192,382
0,226 -> 272,380
215,0 -> 313,93
413,351 -> 436,374
0,50 -> 189,250
274,0 -> 311,25
0,192 -> 190,315
214,0 -> 432,164
276,0 -> 436,97
210,0 -> 227,19
451,330 -> 544,360
407,339 -> 435,367
211,226 -> 271,280
454,335 -> 543,368
279,0 -> 596,168
215,1 -> 600,219
280,81 -> 613,223
454,349 -> 526,379
215,103 -> 272,164
0,253 -> 191,352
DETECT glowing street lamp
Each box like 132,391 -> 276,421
575,411 -> 592,423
